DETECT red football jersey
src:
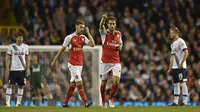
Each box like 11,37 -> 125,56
100,29 -> 122,63
62,32 -> 90,66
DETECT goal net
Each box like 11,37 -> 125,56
0,45 -> 102,106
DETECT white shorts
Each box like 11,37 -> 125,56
68,62 -> 83,82
100,63 -> 121,80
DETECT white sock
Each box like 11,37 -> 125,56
17,88 -> 24,105
181,82 -> 188,105
6,88 -> 12,104
174,83 -> 180,104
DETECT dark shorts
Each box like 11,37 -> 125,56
8,71 -> 26,86
31,80 -> 42,89
170,69 -> 187,83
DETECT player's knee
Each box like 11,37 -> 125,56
112,80 -> 119,85
101,80 -> 107,86
112,76 -> 120,84
70,83 -> 76,88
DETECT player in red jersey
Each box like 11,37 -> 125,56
99,13 -> 123,108
51,20 -> 95,108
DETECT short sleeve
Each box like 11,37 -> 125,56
25,45 -> 29,56
7,45 -> 12,56
179,39 -> 187,50
62,35 -> 71,47
83,35 -> 90,45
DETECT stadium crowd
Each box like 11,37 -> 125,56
0,0 -> 200,104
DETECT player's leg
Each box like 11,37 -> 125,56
180,81 -> 188,106
62,64 -> 77,107
76,81 -> 89,106
31,88 -> 38,106
16,85 -> 24,107
172,82 -> 180,106
31,78 -> 38,105
34,81 -> 45,104
180,69 -> 188,106
108,64 -> 121,108
16,71 -> 26,107
100,74 -> 108,108
76,81 -> 93,107
75,66 -> 92,107
39,83 -> 45,103
6,84 -> 13,107
170,69 -> 180,106
63,82 -> 76,107
99,63 -> 111,108
5,71 -> 16,107
108,75 -> 120,108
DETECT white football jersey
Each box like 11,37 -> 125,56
170,38 -> 187,69
7,43 -> 29,71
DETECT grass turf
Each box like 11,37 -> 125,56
0,106 -> 199,112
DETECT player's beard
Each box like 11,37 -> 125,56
109,27 -> 115,32
77,30 -> 84,35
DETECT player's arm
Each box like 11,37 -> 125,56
85,27 -> 95,47
167,55 -> 174,75
51,46 -> 66,67
99,13 -> 107,34
181,49 -> 188,63
25,46 -> 30,75
180,49 -> 188,68
5,55 -> 11,82
6,46 -> 12,82
117,32 -> 123,51
180,40 -> 188,68
51,36 -> 70,67
25,55 -> 30,75
119,43 -> 123,50
169,55 -> 174,70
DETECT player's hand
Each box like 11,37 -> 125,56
167,69 -> 171,75
179,63 -> 183,69
102,13 -> 108,19
85,27 -> 90,34
116,44 -> 122,51
26,69 -> 30,76
51,61 -> 56,68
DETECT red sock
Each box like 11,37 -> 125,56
109,84 -> 118,99
100,84 -> 106,103
77,85 -> 87,104
63,86 -> 76,104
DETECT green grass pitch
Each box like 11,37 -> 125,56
0,106 -> 200,112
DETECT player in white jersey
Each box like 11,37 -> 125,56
167,27 -> 189,106
5,31 -> 30,107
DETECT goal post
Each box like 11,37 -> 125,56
0,45 -> 102,106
